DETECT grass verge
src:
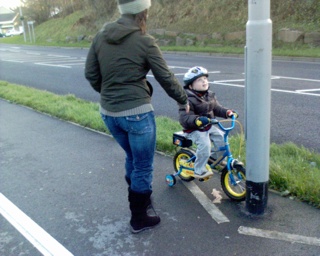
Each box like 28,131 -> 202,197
1,80 -> 319,208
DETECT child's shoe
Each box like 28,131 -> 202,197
193,170 -> 213,178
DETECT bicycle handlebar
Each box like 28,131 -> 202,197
211,115 -> 236,132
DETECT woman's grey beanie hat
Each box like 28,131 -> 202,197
117,0 -> 151,15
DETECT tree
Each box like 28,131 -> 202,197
21,0 -> 85,23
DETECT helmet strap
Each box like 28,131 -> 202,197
190,88 -> 208,97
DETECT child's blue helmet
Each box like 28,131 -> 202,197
183,66 -> 208,88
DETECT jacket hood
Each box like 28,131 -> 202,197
102,15 -> 140,44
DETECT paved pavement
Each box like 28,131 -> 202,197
1,99 -> 320,256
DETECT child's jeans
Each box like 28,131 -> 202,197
186,126 -> 225,175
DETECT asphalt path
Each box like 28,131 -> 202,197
0,43 -> 319,152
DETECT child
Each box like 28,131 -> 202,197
179,66 -> 238,178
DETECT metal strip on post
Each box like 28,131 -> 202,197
245,0 -> 272,214
27,21 -> 36,43
19,5 -> 26,43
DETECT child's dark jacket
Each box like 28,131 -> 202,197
179,89 -> 229,132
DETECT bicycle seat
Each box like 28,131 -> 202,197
173,131 -> 193,147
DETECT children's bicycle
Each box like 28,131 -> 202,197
165,116 -> 246,201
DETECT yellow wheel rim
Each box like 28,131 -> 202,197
224,171 -> 246,198
175,153 -> 193,179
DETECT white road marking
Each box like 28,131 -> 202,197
59,62 -> 86,66
238,226 -> 320,247
35,58 -> 78,63
278,76 -> 320,83
168,65 -> 191,69
214,82 -> 245,88
272,88 -> 320,97
26,51 -> 42,55
2,58 -> 71,64
0,50 -> 83,68
0,193 -> 74,256
183,181 -> 230,224
35,63 -> 72,68
214,79 -> 245,83
48,54 -> 71,58
212,76 -> 320,97
1,60 -> 24,63
1,57 -> 74,63
296,88 -> 320,93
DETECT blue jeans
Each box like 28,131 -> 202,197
101,112 -> 156,194
186,126 -> 225,175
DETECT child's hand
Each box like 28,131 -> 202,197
195,116 -> 211,127
227,110 -> 239,118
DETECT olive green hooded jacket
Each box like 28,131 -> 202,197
85,15 -> 187,114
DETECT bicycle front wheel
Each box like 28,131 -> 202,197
221,165 -> 246,201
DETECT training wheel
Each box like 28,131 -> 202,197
165,174 -> 176,187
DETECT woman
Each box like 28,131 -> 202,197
85,0 -> 189,234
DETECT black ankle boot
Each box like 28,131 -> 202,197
126,176 -> 151,207
128,189 -> 161,234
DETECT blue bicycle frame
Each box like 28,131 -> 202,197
175,116 -> 240,186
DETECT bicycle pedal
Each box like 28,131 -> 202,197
199,177 -> 211,182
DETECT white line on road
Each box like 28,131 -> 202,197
272,88 -> 320,97
213,76 -> 320,97
214,82 -> 244,88
0,193 -> 74,256
35,63 -> 72,68
35,58 -> 78,64
0,55 -> 74,61
59,62 -> 86,66
1,60 -> 24,63
238,226 -> 320,247
277,76 -> 320,83
183,181 -> 230,224
26,51 -> 42,55
47,54 -> 71,58
168,65 -> 192,69
214,79 -> 245,83
296,88 -> 320,93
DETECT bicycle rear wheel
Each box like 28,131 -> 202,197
173,148 -> 195,182
221,165 -> 246,201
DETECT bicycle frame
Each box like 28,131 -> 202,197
168,115 -> 246,200
175,116 -> 240,185
210,116 -> 235,170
